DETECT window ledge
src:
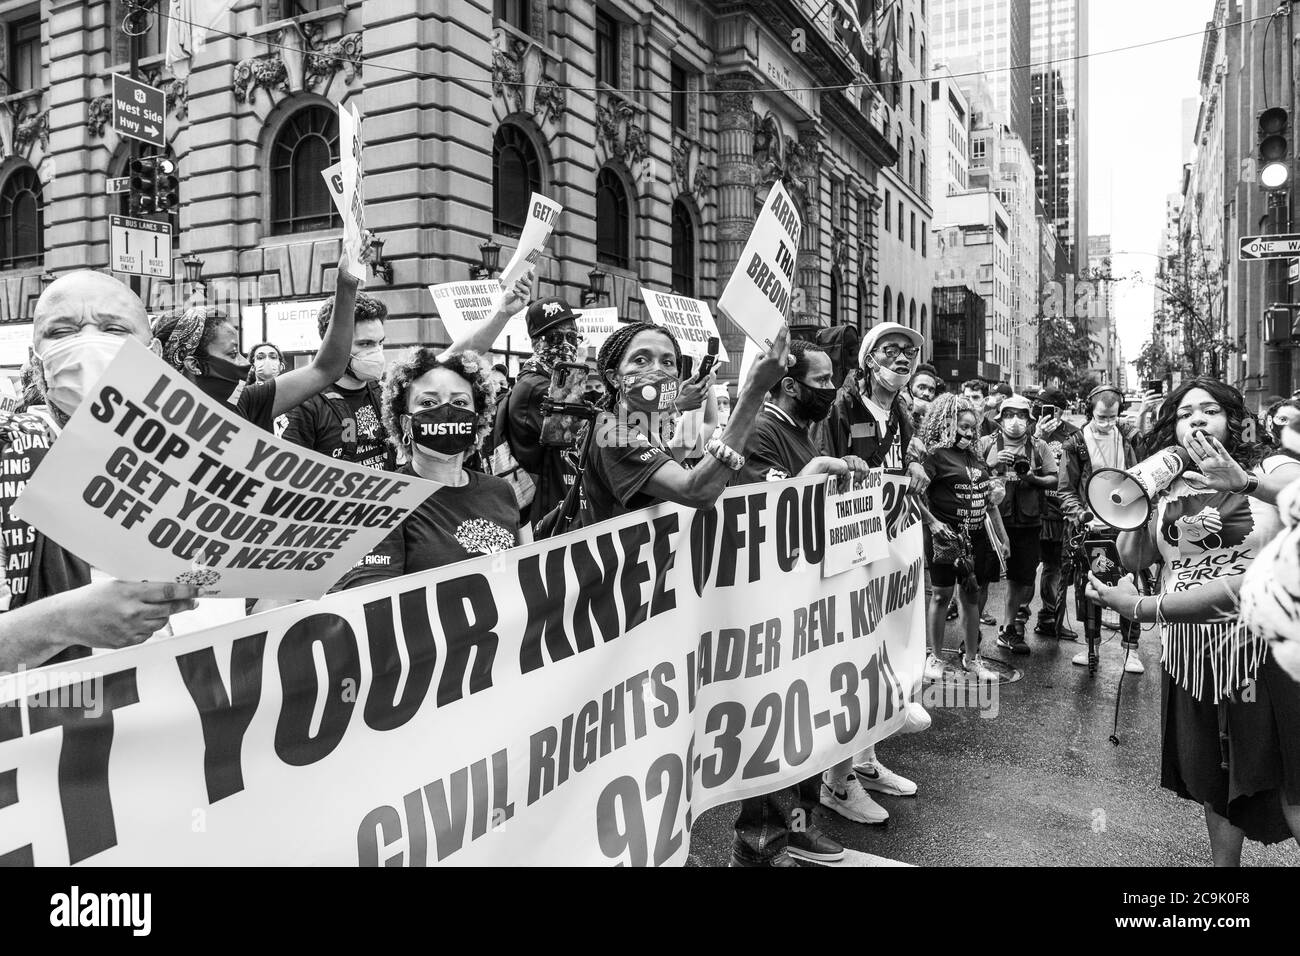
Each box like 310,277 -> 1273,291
259,228 -> 343,247
104,54 -> 169,79
250,5 -> 347,38
0,88 -> 44,107
493,21 -> 561,62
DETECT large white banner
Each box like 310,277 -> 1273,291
0,477 -> 923,866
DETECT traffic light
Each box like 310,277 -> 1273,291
1257,106 -> 1290,190
128,156 -> 178,216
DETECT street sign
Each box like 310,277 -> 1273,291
111,73 -> 166,149
110,214 -> 172,278
1290,259 -> 1300,284
106,176 -> 130,194
1238,233 -> 1300,260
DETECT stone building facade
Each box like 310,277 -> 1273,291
3,0 -> 901,376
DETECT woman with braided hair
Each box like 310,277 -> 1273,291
150,253 -> 359,432
578,320 -> 792,527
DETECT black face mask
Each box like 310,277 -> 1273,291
794,381 -> 836,423
409,404 -> 478,457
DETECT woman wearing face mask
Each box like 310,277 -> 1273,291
246,342 -> 284,384
339,349 -> 528,589
150,254 -> 358,432
576,321 -> 791,528
1263,398 -> 1300,453
919,394 -> 1007,683
1087,377 -> 1300,864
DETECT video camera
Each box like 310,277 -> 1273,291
539,362 -> 601,449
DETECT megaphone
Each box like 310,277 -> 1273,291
1086,447 -> 1193,531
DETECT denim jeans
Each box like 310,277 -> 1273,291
731,775 -> 822,863
1037,537 -> 1063,624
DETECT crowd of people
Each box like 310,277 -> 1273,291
1,259 -> 1299,868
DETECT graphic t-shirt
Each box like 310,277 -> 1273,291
505,369 -> 579,525
282,385 -> 390,470
1038,420 -> 1081,522
923,446 -> 992,532
0,415 -> 56,607
857,394 -> 902,472
580,414 -> 674,526
340,466 -> 518,588
735,404 -> 816,485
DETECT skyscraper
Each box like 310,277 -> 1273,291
1029,0 -> 1088,270
930,0 -> 1033,142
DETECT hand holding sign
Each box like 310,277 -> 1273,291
337,103 -> 367,282
746,325 -> 793,394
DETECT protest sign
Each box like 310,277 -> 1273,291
823,468 -> 891,576
10,338 -> 435,600
337,103 -> 367,282
0,476 -> 923,866
429,281 -> 531,353
639,290 -> 730,362
497,193 -> 562,290
574,307 -> 620,352
321,161 -> 346,219
716,180 -> 802,351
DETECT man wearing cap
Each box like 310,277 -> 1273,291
1032,387 -> 1082,638
981,382 -> 1014,437
500,297 -> 585,529
1057,384 -> 1144,672
977,394 -> 1057,654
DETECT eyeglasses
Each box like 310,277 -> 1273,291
874,344 -> 920,360
542,330 -> 583,347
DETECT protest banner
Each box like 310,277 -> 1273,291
823,469 -> 891,576
497,193 -> 562,291
429,281 -> 530,353
10,338 -> 435,600
337,103 -> 367,282
716,181 -> 802,351
639,290 -> 730,362
574,307 -> 620,353
0,476 -> 923,866
321,161 -> 346,219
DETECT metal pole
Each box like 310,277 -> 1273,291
126,6 -> 141,297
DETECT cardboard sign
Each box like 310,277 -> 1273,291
639,290 -> 730,362
11,339 -> 436,599
429,281 -> 531,353
574,307 -> 621,353
497,193 -> 562,290
321,161 -> 346,218
337,104 -> 367,282
823,468 -> 891,576
716,181 -> 802,350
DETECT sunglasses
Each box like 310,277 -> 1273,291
874,344 -> 920,360
542,330 -> 583,347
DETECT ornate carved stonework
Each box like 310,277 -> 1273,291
161,77 -> 188,121
752,113 -> 785,186
491,29 -> 565,126
596,94 -> 646,169
13,108 -> 48,154
233,49 -> 290,104
88,95 -> 113,137
671,134 -> 699,199
303,24 -> 363,92
831,226 -> 849,277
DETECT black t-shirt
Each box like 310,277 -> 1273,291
735,404 -> 816,485
923,446 -> 992,531
222,379 -> 277,433
0,414 -> 55,607
340,466 -> 519,589
505,369 -> 578,524
580,415 -> 673,527
282,384 -> 390,470
1038,419 -> 1081,522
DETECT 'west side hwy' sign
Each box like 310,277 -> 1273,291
1239,234 -> 1300,260
111,73 -> 166,148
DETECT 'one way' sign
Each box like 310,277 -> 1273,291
1239,233 -> 1300,260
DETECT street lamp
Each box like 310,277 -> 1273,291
40,271 -> 56,288
580,268 -> 608,307
367,235 -> 394,285
469,239 -> 501,280
181,254 -> 205,288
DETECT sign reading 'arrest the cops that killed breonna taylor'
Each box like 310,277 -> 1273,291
822,468 -> 892,577
337,102 -> 367,282
716,180 -> 802,351
639,290 -> 730,362
11,338 -> 437,600
429,281 -> 532,353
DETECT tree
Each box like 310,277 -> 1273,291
1146,225 -> 1236,380
1133,336 -> 1172,384
1032,310 -> 1101,396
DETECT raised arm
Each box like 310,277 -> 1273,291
438,274 -> 533,361
270,254 -> 360,418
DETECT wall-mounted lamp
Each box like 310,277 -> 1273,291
580,268 -> 608,307
470,238 -> 502,280
367,235 -> 394,285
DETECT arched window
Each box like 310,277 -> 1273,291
670,198 -> 695,296
596,166 -> 630,269
909,15 -> 915,60
882,286 -> 892,324
909,299 -> 916,331
920,304 -> 927,344
270,106 -> 341,235
897,292 -> 906,327
829,272 -> 840,325
857,277 -> 869,332
920,151 -> 928,201
493,124 -> 542,238
0,165 -> 43,270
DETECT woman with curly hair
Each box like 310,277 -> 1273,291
1088,377 -> 1300,863
917,393 -> 1006,682
150,254 -> 358,432
576,320 -> 791,528
339,348 -> 528,588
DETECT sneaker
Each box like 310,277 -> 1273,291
923,654 -> 944,682
996,627 -> 1015,652
1071,650 -> 1088,667
1006,623 -> 1030,655
786,824 -> 845,863
964,653 -> 999,682
1123,654 -> 1145,675
1057,626 -> 1078,641
854,759 -> 918,797
820,774 -> 890,823
1034,621 -> 1058,637
899,701 -> 932,733
980,612 -> 997,626
1016,604 -> 1031,622
729,847 -> 800,867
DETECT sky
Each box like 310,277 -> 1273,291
1087,0 -> 1210,379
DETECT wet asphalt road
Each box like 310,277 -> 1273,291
687,579 -> 1300,867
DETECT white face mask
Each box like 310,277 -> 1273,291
38,331 -> 127,418
870,363 -> 911,392
350,347 -> 385,383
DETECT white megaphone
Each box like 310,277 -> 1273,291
1086,447 -> 1194,531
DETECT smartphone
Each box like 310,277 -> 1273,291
1083,538 -> 1123,587
1145,379 -> 1165,396
695,336 -> 721,379
1040,404 -> 1058,419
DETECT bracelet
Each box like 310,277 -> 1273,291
1236,472 -> 1259,496
705,437 -> 745,471
1132,596 -> 1148,623
1154,593 -> 1166,630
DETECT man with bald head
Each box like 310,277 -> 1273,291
0,271 -> 198,671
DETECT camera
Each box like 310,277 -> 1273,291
539,362 -> 600,448
1012,457 -> 1031,477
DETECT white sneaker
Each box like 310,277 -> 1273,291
900,701 -> 932,734
854,759 -> 918,797
820,773 -> 890,823
923,654 -> 944,682
1123,653 -> 1145,674
1071,651 -> 1088,667
964,654 -> 999,682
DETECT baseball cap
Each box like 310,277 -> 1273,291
525,297 -> 578,339
992,382 -> 1014,398
1039,387 -> 1068,407
859,322 -> 924,369
999,394 -> 1034,417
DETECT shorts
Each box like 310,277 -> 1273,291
1003,524 -> 1042,585
925,528 -> 999,590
